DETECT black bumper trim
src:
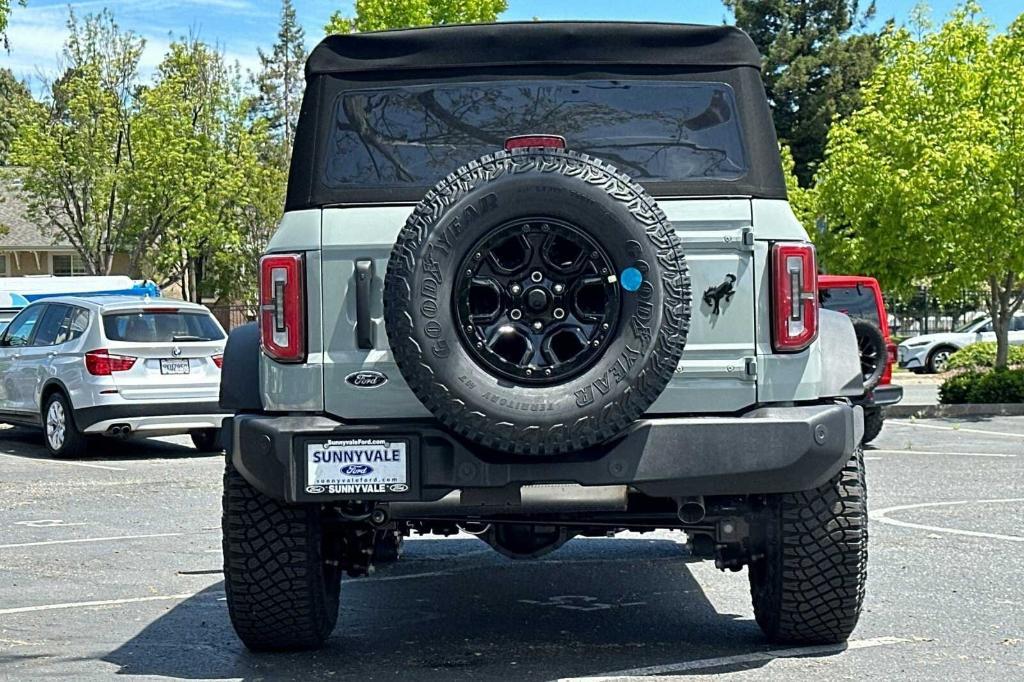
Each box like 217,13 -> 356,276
229,402 -> 862,504
76,401 -> 229,429
853,383 -> 904,408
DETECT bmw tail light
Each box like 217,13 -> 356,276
772,243 -> 818,352
260,254 -> 305,362
85,349 -> 137,375
212,354 -> 224,369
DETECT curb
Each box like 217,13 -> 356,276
886,403 -> 1024,418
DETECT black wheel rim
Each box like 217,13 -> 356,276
857,332 -> 882,382
454,218 -> 620,385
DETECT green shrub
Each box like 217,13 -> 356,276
946,342 -> 1024,371
939,368 -> 1024,404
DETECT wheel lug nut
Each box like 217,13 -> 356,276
545,369 -> 552,376
533,321 -> 543,331
474,252 -> 482,260
465,324 -> 473,332
592,339 -> 600,347
510,284 -> 522,295
510,309 -> 522,320
531,271 -> 543,283
476,342 -> 483,348
525,369 -> 533,376
553,283 -> 564,294
553,308 -> 565,320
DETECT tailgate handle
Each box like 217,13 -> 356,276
355,259 -> 375,349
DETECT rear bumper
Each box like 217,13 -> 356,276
77,401 -> 228,434
226,402 -> 863,504
852,383 -> 903,408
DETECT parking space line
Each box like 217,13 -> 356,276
0,532 -> 188,550
871,498 -> 1024,542
0,452 -> 126,471
558,635 -> 911,679
888,421 -> 1024,439
0,594 -> 200,616
871,449 -> 1016,458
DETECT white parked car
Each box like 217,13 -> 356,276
0,296 -> 229,457
898,314 -> 1024,373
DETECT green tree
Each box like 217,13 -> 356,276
252,0 -> 306,160
0,68 -> 32,163
9,10 -> 145,276
133,38 -> 283,302
325,0 -> 506,34
817,3 -> 1024,368
1,0 -> 25,50
725,0 -> 881,186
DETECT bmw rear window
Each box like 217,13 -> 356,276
322,80 -> 748,190
103,311 -> 225,342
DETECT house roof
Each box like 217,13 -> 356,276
0,174 -> 71,250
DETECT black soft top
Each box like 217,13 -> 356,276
306,22 -> 762,77
287,22 -> 786,208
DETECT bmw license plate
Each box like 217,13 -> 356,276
160,359 -> 190,375
306,439 -> 408,495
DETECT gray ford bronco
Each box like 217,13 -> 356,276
218,22 -> 868,652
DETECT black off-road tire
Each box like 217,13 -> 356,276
862,407 -> 884,444
190,428 -> 221,452
384,148 -> 690,456
222,459 -> 341,651
748,448 -> 868,645
852,320 -> 887,391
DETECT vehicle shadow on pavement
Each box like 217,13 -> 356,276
99,536 -> 828,680
0,425 -> 213,461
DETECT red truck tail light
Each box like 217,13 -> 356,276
260,254 -> 305,363
772,243 -> 818,352
85,349 -> 137,375
504,134 -> 566,151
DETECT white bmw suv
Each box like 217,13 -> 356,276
0,296 -> 229,457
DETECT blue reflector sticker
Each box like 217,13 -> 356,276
620,267 -> 643,292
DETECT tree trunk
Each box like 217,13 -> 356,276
989,275 -> 1014,370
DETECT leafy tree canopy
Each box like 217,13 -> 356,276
0,67 -> 31,163
726,0 -> 881,185
816,2 -> 1024,368
325,0 -> 507,34
252,0 -> 306,164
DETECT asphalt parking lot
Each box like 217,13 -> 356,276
1,416 -> 1022,681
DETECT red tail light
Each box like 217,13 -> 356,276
772,243 -> 818,352
85,349 -> 137,375
504,134 -> 566,151
260,253 -> 305,362
212,354 -> 224,369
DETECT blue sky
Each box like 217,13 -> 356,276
2,0 -> 1021,87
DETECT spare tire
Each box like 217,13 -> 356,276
853,319 -> 887,391
384,148 -> 690,455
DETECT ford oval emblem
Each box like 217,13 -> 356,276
305,485 -> 325,494
341,464 -> 373,476
345,370 -> 388,388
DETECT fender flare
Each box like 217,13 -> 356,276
219,322 -> 264,412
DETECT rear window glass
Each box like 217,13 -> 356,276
323,80 -> 748,190
819,286 -> 881,327
103,311 -> 225,342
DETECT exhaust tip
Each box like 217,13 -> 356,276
677,496 -> 706,524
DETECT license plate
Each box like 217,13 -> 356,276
306,439 -> 408,494
160,359 -> 190,375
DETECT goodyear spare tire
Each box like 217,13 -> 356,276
384,149 -> 690,455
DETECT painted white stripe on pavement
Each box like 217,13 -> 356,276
888,421 -> 1024,439
871,498 -> 1024,542
559,636 -> 910,680
0,452 -> 125,471
871,449 -> 1017,458
0,532 -> 185,550
0,594 -> 198,616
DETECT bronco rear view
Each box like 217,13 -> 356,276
218,22 -> 868,652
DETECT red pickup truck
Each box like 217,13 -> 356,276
819,275 -> 903,443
